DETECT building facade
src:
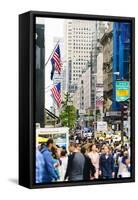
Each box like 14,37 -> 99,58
112,22 -> 131,111
35,20 -> 45,127
100,22 -> 113,105
64,20 -> 96,93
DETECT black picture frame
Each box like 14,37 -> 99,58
19,11 -> 135,189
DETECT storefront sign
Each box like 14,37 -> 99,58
97,121 -> 107,131
116,81 -> 130,102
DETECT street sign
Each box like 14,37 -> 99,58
106,111 -> 121,117
97,121 -> 107,132
116,81 -> 130,102
123,121 -> 129,128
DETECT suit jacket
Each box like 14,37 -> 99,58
65,152 -> 85,181
99,153 -> 115,178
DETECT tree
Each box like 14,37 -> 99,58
59,92 -> 76,129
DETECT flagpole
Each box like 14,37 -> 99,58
45,40 -> 60,67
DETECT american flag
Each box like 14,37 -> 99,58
96,96 -> 104,108
51,45 -> 61,76
51,83 -> 61,107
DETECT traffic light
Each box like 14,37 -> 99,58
123,105 -> 128,121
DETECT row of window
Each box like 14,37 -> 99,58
73,51 -> 91,54
73,58 -> 85,61
72,36 -> 92,39
73,27 -> 91,30
73,62 -> 85,65
73,70 -> 81,73
73,47 -> 91,50
73,67 -> 84,71
68,27 -> 92,30
73,32 -> 92,35
73,73 -> 81,77
73,78 -> 78,81
77,43 -> 91,46
73,55 -> 89,57
68,56 -> 89,60
68,41 -> 92,45
68,32 -> 92,37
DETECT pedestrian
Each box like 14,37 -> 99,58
59,149 -> 68,181
117,150 -> 131,178
113,149 -> 120,178
64,142 -> 85,181
41,138 -> 59,183
99,145 -> 115,179
88,144 -> 99,179
36,147 -> 45,183
81,146 -> 96,180
51,146 -> 61,181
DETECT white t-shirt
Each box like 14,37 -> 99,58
59,157 -> 68,181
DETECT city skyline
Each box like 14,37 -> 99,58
36,18 -> 131,130
35,16 -> 132,184
37,17 -> 110,112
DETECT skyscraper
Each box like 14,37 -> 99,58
64,20 -> 96,93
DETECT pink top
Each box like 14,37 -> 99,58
88,151 -> 99,170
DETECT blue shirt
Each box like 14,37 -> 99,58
41,147 -> 58,182
36,149 -> 45,183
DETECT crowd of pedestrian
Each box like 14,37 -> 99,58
36,137 -> 131,183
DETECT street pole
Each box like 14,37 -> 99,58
120,103 -> 124,145
68,105 -> 70,128
67,93 -> 72,129
93,74 -> 97,138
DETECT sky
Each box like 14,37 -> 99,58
36,17 -> 64,110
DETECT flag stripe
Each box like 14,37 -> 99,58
96,97 -> 103,107
51,88 -> 61,106
51,88 -> 59,102
50,45 -> 61,75
52,87 -> 60,102
51,83 -> 61,107
53,54 -> 61,73
54,62 -> 60,73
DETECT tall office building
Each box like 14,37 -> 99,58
90,21 -> 106,112
64,20 -> 97,93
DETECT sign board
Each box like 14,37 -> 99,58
36,127 -> 69,149
106,111 -> 121,117
97,121 -> 107,132
123,121 -> 129,129
116,81 -> 130,102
